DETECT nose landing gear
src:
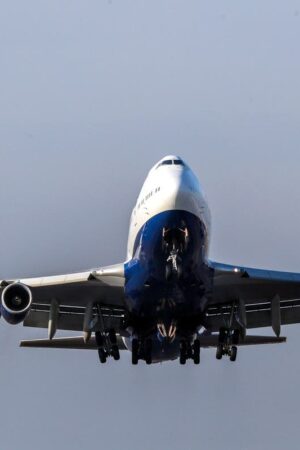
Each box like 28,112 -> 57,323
162,227 -> 188,281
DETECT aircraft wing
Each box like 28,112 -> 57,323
19,334 -> 285,350
207,261 -> 300,334
20,335 -> 128,350
0,265 -> 127,335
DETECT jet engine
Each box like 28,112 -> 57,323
1,283 -> 32,324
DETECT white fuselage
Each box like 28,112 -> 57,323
127,155 -> 211,260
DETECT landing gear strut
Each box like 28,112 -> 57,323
163,227 -> 188,281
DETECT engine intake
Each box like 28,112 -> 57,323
1,283 -> 32,324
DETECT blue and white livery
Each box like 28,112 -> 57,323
2,156 -> 300,365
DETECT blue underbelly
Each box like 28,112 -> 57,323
124,210 -> 212,319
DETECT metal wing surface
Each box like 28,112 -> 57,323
208,261 -> 300,334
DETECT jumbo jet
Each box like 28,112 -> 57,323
1,155 -> 300,364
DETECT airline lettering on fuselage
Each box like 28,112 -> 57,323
136,186 -> 161,210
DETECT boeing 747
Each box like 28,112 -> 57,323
2,156 -> 299,364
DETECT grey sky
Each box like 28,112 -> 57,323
1,1 -> 300,449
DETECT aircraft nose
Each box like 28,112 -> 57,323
163,167 -> 204,214
167,168 -> 193,195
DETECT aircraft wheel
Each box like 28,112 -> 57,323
230,346 -> 237,362
193,339 -> 200,365
145,339 -> 152,365
132,338 -> 139,365
112,345 -> 120,361
216,344 -> 223,360
98,348 -> 107,364
179,340 -> 187,365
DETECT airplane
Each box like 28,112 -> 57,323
1,154 -> 300,365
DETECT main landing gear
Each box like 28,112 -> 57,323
179,338 -> 200,365
95,304 -> 120,364
216,328 -> 239,362
131,338 -> 153,365
96,329 -> 120,364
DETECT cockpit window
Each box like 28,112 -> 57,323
156,160 -> 172,169
156,159 -> 184,169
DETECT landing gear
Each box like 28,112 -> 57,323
95,326 -> 121,364
145,339 -> 153,365
165,254 -> 182,281
109,329 -> 120,361
179,340 -> 187,365
131,337 -> 153,365
162,227 -> 188,281
93,302 -> 122,364
230,346 -> 237,362
232,329 -> 240,345
111,345 -> 120,361
132,338 -> 139,365
179,338 -> 200,365
98,347 -> 107,364
193,339 -> 200,365
216,344 -> 223,360
216,327 -> 239,362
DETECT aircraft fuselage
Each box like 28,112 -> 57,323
124,156 -> 212,362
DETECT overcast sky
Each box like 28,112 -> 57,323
1,1 -> 300,449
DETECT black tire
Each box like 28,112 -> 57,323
179,340 -> 187,365
193,339 -> 200,365
112,345 -> 120,361
145,339 -> 152,365
230,346 -> 237,362
216,344 -> 223,360
98,348 -> 107,364
132,338 -> 139,365
180,355 -> 186,365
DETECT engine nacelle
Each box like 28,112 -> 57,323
1,283 -> 32,325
